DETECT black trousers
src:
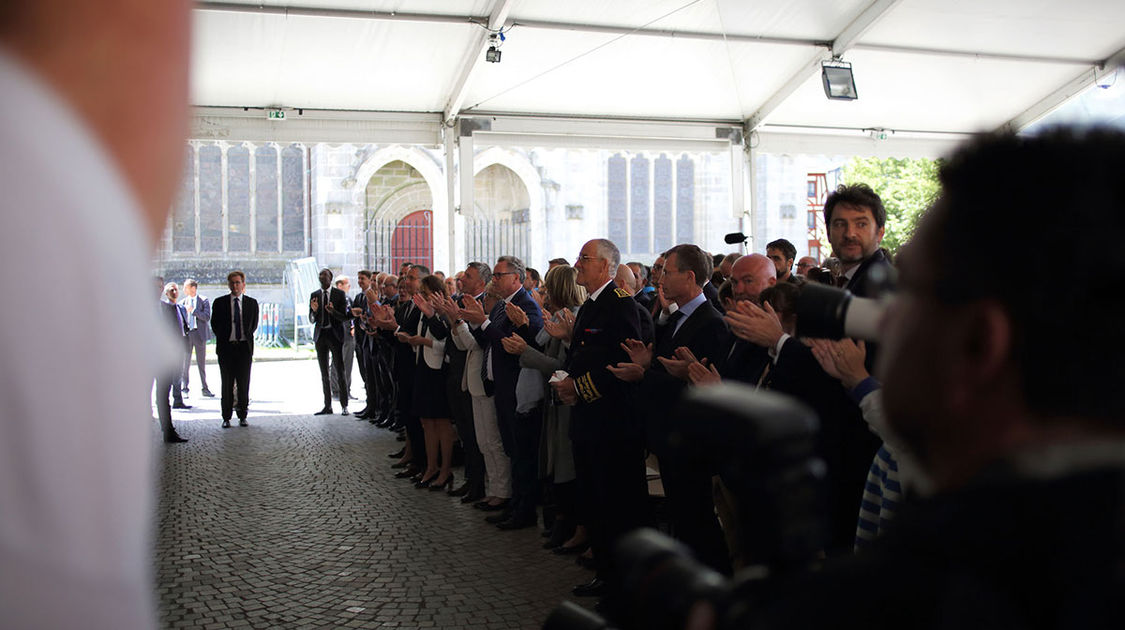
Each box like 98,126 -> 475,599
315,332 -> 348,409
446,373 -> 483,494
509,404 -> 544,520
355,334 -> 369,387
659,456 -> 732,575
154,372 -> 179,438
395,359 -> 425,466
217,341 -> 252,420
573,437 -> 649,577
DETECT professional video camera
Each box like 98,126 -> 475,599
544,384 -> 828,630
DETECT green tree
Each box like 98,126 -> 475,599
838,156 -> 942,256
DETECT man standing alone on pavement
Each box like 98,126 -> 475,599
211,271 -> 258,428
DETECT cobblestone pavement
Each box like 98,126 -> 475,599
156,360 -> 591,629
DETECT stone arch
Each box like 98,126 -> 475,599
472,146 -> 546,267
353,145 -> 448,270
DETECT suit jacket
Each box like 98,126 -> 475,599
351,292 -> 368,350
180,294 -> 211,340
451,294 -> 488,396
470,287 -> 543,403
309,287 -> 349,343
160,300 -> 189,339
845,248 -> 894,299
643,299 -> 730,455
211,294 -> 259,356
634,298 -> 655,345
565,280 -> 642,442
703,281 -> 725,314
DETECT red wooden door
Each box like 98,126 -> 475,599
390,210 -> 433,271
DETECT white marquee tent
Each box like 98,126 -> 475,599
190,0 -> 1125,222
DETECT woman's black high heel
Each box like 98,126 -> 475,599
428,474 -> 454,492
414,473 -> 438,489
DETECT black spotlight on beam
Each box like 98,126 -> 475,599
821,59 -> 857,100
485,32 -> 503,63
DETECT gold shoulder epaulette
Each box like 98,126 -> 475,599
575,372 -> 603,403
614,288 -> 631,298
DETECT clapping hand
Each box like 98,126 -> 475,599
501,333 -> 528,355
310,295 -> 320,312
435,295 -> 460,320
620,338 -> 653,370
809,338 -> 869,389
725,300 -> 784,348
657,346 -> 702,381
371,303 -> 398,330
459,294 -> 488,326
412,293 -> 435,317
607,362 -> 645,383
504,301 -> 529,328
543,309 -> 575,342
687,361 -> 722,387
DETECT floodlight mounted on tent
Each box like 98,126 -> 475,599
821,59 -> 857,101
485,32 -> 504,63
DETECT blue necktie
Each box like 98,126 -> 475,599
233,297 -> 242,341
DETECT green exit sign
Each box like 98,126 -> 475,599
267,109 -> 286,121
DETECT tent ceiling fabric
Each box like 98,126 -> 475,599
192,0 -> 1125,134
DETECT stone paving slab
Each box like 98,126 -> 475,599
156,361 -> 592,630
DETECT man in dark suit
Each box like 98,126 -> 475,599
623,244 -> 732,574
179,278 -> 213,397
310,267 -> 350,416
210,270 -> 258,428
615,263 -> 654,344
552,238 -> 646,598
156,282 -> 190,442
465,255 -> 543,530
351,270 -> 372,418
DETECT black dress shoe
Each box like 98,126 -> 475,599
221,419 -> 231,428
553,542 -> 589,555
477,499 -> 510,512
496,515 -> 536,530
393,467 -> 419,478
447,482 -> 470,497
201,389 -> 215,398
239,418 -> 248,427
314,407 -> 333,415
355,407 -> 369,416
164,434 -> 188,443
388,448 -> 407,459
172,402 -> 192,409
460,490 -> 486,504
484,510 -> 512,524
572,578 -> 605,597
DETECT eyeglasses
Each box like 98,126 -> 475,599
494,271 -> 519,277
576,255 -> 601,263
796,262 -> 816,269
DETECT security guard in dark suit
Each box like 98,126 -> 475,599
552,239 -> 646,599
